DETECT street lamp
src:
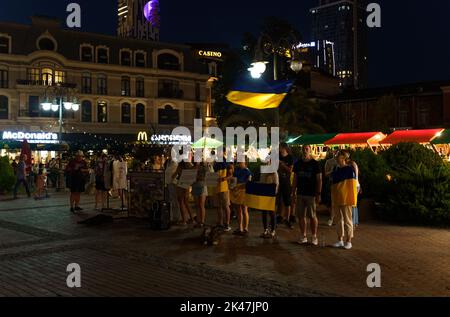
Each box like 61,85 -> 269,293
248,32 -> 303,127
40,83 -> 79,144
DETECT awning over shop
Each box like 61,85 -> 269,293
325,132 -> 386,146
381,129 -> 444,145
288,134 -> 338,146
430,129 -> 450,145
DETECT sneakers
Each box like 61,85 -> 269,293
232,229 -> 242,235
260,229 -> 271,238
270,230 -> 276,239
333,241 -> 345,248
327,219 -> 333,227
311,237 -> 319,246
74,206 -> 83,211
298,237 -> 308,244
284,220 -> 294,230
344,242 -> 353,250
223,225 -> 232,232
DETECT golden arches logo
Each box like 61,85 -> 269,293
137,131 -> 148,142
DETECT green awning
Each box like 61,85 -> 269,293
288,133 -> 337,146
431,129 -> 450,144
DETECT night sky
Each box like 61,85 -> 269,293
1,0 -> 449,88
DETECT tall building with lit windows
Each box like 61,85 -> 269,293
118,0 -> 160,41
311,0 -> 368,89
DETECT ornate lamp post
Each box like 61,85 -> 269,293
40,83 -> 79,145
247,32 -> 303,127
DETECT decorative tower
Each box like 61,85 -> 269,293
118,0 -> 160,41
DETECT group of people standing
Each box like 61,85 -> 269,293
11,155 -> 56,200
164,143 -> 361,250
284,144 -> 360,250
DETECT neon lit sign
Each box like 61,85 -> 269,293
198,50 -> 223,58
150,134 -> 191,145
2,131 -> 59,144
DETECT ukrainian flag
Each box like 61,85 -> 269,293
244,182 -> 277,212
226,78 -> 293,110
331,166 -> 358,207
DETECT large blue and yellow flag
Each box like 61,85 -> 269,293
331,166 -> 358,207
244,182 -> 277,212
226,78 -> 293,110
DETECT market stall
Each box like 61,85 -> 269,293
380,129 -> 444,150
324,132 -> 386,152
287,133 -> 338,159
430,129 -> 450,160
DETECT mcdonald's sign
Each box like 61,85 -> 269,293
137,131 -> 148,142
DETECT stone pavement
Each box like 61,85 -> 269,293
0,191 -> 449,297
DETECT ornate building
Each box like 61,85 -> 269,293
0,16 -> 210,150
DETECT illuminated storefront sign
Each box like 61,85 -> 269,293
2,131 -> 59,144
198,50 -> 222,58
137,131 -> 148,142
150,134 -> 191,145
137,132 -> 191,145
296,42 -> 316,49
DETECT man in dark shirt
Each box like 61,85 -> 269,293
13,154 -> 31,199
292,145 -> 322,246
278,143 -> 294,229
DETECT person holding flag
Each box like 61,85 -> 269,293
331,150 -> 358,250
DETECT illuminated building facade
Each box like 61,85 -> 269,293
311,0 -> 368,89
118,0 -> 160,41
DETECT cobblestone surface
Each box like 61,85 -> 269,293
0,192 -> 449,297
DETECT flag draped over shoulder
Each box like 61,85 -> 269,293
244,182 -> 277,212
226,77 -> 293,110
331,166 -> 358,207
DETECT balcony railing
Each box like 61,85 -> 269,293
16,80 -> 77,89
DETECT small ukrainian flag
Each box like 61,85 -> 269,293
244,182 -> 277,212
226,77 -> 293,110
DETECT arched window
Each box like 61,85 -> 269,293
121,103 -> 131,124
135,52 -> 146,67
97,47 -> 109,64
0,69 -> 8,88
121,76 -> 131,96
81,45 -> 93,62
38,38 -> 56,51
81,100 -> 92,122
97,74 -> 107,95
41,68 -> 53,86
0,95 -> 8,120
158,104 -> 179,125
0,36 -> 10,54
120,50 -> 132,66
157,53 -> 180,71
136,77 -> 145,97
136,103 -> 145,124
97,101 -> 108,123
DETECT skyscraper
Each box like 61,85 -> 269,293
311,0 -> 368,89
118,0 -> 160,41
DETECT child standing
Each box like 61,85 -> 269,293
34,163 -> 47,200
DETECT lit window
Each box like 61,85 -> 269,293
54,71 -> 65,84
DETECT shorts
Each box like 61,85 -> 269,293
192,182 -> 207,197
278,175 -> 292,207
230,184 -> 246,205
70,175 -> 86,193
296,195 -> 317,218
218,191 -> 230,208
